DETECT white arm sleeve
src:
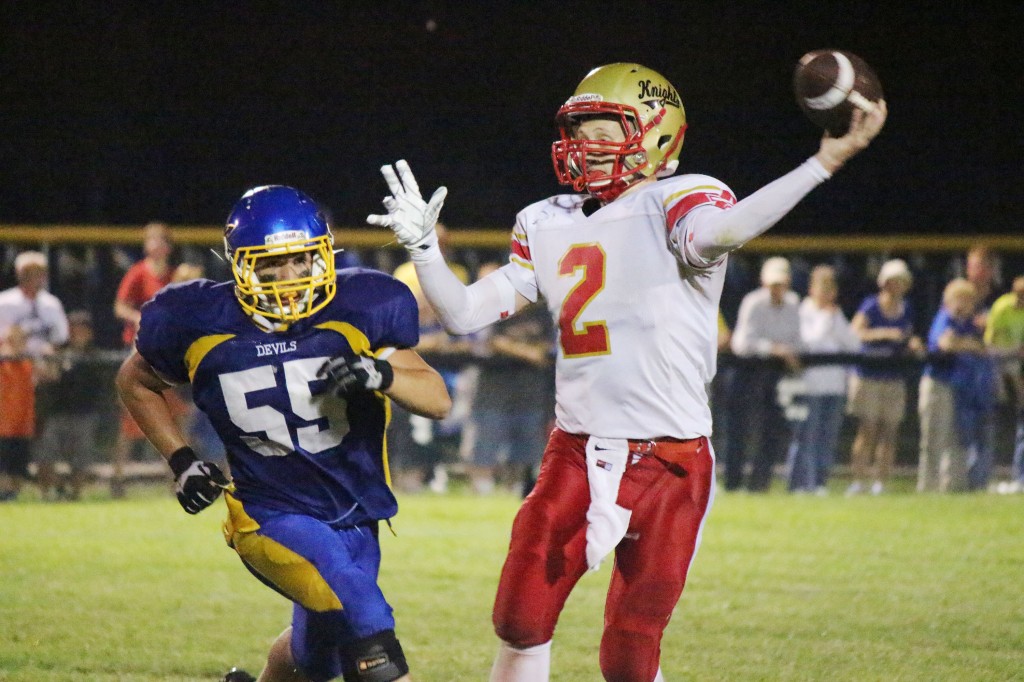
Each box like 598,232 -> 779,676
413,251 -> 520,336
678,157 -> 832,266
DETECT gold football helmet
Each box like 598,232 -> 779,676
552,63 -> 687,201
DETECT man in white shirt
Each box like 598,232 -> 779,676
725,257 -> 802,492
368,63 -> 886,682
0,251 -> 68,358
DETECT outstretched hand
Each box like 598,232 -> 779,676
815,99 -> 888,174
367,160 -> 448,258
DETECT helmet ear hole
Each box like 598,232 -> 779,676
658,135 -> 672,149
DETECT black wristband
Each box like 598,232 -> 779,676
167,446 -> 199,478
376,358 -> 395,390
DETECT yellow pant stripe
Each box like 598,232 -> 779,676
222,494 -> 343,613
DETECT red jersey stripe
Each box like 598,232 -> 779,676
664,190 -> 737,234
511,238 -> 532,263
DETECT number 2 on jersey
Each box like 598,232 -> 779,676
558,243 -> 610,358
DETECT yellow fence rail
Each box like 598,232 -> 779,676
3,225 -> 1024,253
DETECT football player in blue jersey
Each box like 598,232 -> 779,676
116,185 -> 451,682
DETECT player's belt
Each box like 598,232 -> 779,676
563,430 -> 707,461
626,436 -> 696,456
627,436 -> 710,474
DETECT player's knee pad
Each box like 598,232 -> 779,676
341,630 -> 409,682
493,611 -> 554,649
492,554 -> 559,647
600,627 -> 661,682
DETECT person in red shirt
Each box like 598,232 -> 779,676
111,222 -> 188,497
115,222 -> 174,345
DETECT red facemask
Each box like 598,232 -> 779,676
551,100 -> 682,202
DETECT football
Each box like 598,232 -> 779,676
793,50 -> 883,136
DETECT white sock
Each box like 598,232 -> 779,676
654,666 -> 666,681
489,640 -> 552,682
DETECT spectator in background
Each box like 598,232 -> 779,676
114,222 -> 175,342
847,258 -> 923,496
171,261 -> 204,283
33,311 -> 109,501
0,252 -> 67,501
0,251 -> 69,358
918,279 -> 996,492
709,312 -> 732,456
965,245 -> 1000,330
461,261 -> 554,496
390,223 -> 473,493
0,325 -> 37,500
985,275 -> 1024,494
725,256 -> 802,492
111,222 -> 188,497
963,245 -> 1001,489
786,265 -> 860,494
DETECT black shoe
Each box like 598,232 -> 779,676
222,668 -> 256,682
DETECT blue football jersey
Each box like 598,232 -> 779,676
135,268 -> 419,527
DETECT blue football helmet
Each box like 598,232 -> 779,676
224,185 -> 336,323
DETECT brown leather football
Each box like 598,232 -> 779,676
794,50 -> 884,136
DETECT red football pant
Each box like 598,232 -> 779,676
492,428 -> 715,682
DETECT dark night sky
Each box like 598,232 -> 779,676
1,1 -> 1021,235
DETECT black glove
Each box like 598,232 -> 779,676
168,446 -> 230,515
317,354 -> 395,397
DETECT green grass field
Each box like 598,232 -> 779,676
1,483 -> 1021,681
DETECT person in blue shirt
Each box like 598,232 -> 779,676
847,259 -> 924,495
918,278 -> 997,492
116,186 -> 451,682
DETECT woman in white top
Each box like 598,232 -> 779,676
786,265 -> 860,493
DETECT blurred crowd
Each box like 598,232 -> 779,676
3,226 -> 1024,502
714,246 -> 1024,497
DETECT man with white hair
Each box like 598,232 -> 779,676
724,256 -> 802,491
0,251 -> 68,501
0,251 -> 69,358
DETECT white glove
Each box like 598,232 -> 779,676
367,159 -> 448,262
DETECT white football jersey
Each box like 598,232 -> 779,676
502,175 -> 736,440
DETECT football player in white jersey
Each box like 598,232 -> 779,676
368,63 -> 886,682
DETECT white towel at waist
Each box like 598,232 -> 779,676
584,436 -> 632,571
